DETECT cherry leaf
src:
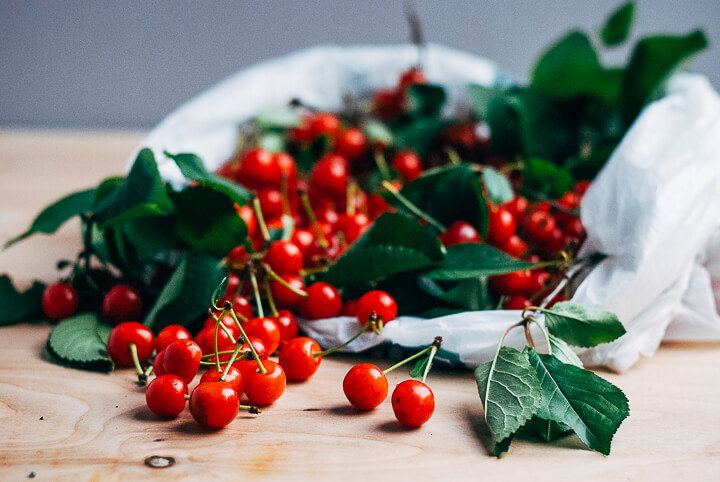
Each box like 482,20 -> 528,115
46,313 -> 114,373
543,302 -> 626,347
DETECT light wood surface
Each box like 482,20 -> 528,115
1,130 -> 719,481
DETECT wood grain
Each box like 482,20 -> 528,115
1,130 -> 719,480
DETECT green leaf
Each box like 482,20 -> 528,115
322,245 -> 432,286
475,346 -> 542,452
395,164 -> 489,235
393,117 -> 448,156
120,215 -> 180,261
601,1 -> 635,47
543,302 -> 626,347
483,168 -> 514,204
144,251 -> 226,331
171,186 -> 248,258
409,356 -> 430,378
548,334 -> 584,367
485,93 -> 524,157
522,158 -> 574,199
622,31 -> 707,126
0,275 -> 46,325
46,313 -> 114,372
348,212 -> 443,260
530,417 -> 573,443
424,277 -> 496,311
254,105 -> 302,129
526,349 -> 629,455
4,188 -> 95,248
165,152 -> 251,205
467,84 -> 504,118
406,83 -> 446,117
362,119 -> 394,146
258,132 -> 287,152
93,148 -> 173,228
425,243 -> 536,281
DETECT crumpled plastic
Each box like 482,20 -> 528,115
136,44 -> 720,373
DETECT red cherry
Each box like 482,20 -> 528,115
153,348 -> 167,376
194,326 -> 236,357
391,380 -> 435,427
145,375 -> 188,417
356,290 -> 397,326
243,317 -> 281,355
343,363 -> 388,409
200,366 -> 243,395
162,340 -> 202,384
156,325 -> 192,352
235,204 -> 258,237
575,180 -> 591,198
490,270 -> 533,298
189,382 -> 240,429
563,217 -> 586,239
263,240 -> 303,275
312,154 -> 349,196
373,88 -> 404,120
438,221 -> 482,247
243,360 -> 287,406
271,151 -> 297,187
336,128 -> 366,160
309,112 -> 340,139
398,67 -> 426,90
41,282 -> 79,321
257,189 -> 284,221
301,282 -> 342,320
392,151 -> 422,182
526,211 -> 557,243
278,337 -> 322,381
269,274 -> 306,312
539,227 -> 568,257
335,213 -> 370,244
273,310 -> 299,343
238,147 -> 278,189
503,296 -> 533,310
527,270 -> 550,295
106,322 -> 155,367
203,314 -> 240,339
487,206 -> 517,245
303,234 -> 342,268
367,193 -> 392,219
497,234 -> 528,258
501,197 -> 528,227
290,228 -> 315,254
101,284 -> 143,325
341,299 -> 360,317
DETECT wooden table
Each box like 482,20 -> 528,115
1,130 -> 719,480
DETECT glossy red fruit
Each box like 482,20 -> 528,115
392,151 -> 422,182
200,366 -> 243,395
312,154 -> 348,196
391,380 -> 435,427
303,234 -> 342,268
243,317 -> 281,355
106,322 -> 155,367
243,360 -> 287,406
438,221 -> 482,247
503,296 -> 533,310
398,67 -> 426,90
343,363 -> 388,409
269,274 -> 306,312
264,240 -> 303,275
367,193 -> 392,219
373,88 -> 404,120
491,270 -> 533,298
563,217 -> 586,239
101,284 -> 143,325
341,299 -> 360,317
336,128 -> 366,160
527,270 -> 550,294
356,290 -> 397,326
525,211 -> 557,243
189,382 -> 240,429
502,197 -> 528,226
238,147 -> 278,189
278,337 -> 322,381
41,282 -> 79,321
309,112 -> 340,138
273,310 -> 298,343
163,340 -> 202,384
203,314 -> 240,339
498,234 -> 528,258
539,227 -> 568,257
194,326 -> 236,357
335,213 -> 370,245
272,151 -> 297,187
290,228 -> 315,254
257,189 -> 284,221
575,180 -> 591,198
145,375 -> 188,417
155,325 -> 192,352
301,282 -> 342,320
487,206 -> 517,245
235,204 -> 257,238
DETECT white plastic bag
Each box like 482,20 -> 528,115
137,45 -> 720,372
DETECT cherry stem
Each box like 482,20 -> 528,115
240,405 -> 261,414
184,394 -> 190,401
382,337 -> 441,375
421,336 -> 442,384
374,151 -> 392,182
524,321 -> 536,349
299,189 -> 329,249
213,316 -> 223,371
202,350 -> 249,360
314,315 -> 378,358
263,275 -> 279,317
128,343 -> 145,379
346,181 -> 357,216
143,364 -> 154,378
226,304 -> 267,375
280,173 -> 292,217
265,265 -> 308,297
247,264 -> 265,318
381,180 -> 446,233
252,197 -> 271,243
219,340 -> 244,382
529,316 -> 552,356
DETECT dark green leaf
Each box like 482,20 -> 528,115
486,93 -> 524,157
396,164 -> 489,235
165,152 -> 251,205
322,245 -> 432,286
601,1 -> 635,47
5,188 -> 95,248
348,212 -> 443,260
475,346 -> 542,452
120,215 -> 180,261
425,243 -> 536,281
467,84 -> 504,118
424,277 -> 496,311
483,168 -> 514,204
0,275 -> 46,325
530,417 -> 573,442
409,356 -> 430,378
254,105 -> 301,129
494,433 -> 515,457
622,31 -> 707,126
171,186 -> 248,258
548,334 -> 584,367
393,117 -> 448,156
46,313 -> 114,372
144,251 -> 226,331
93,148 -> 173,227
92,176 -> 126,207
406,83 -> 446,117
526,349 -> 629,455
522,158 -> 574,199
543,301 -> 626,347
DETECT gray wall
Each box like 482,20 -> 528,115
1,1 -> 718,129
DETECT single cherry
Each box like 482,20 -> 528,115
155,325 -> 192,352
356,290 -> 397,326
273,309 -> 299,344
301,282 -> 342,320
145,375 -> 188,418
263,240 -> 303,275
392,151 -> 422,182
189,381 -> 240,429
101,284 -> 143,325
343,363 -> 388,410
278,337 -> 322,381
391,380 -> 435,427
106,322 -> 155,368
201,366 -> 243,395
243,317 -> 281,355
41,282 -> 79,322
438,221 -> 482,247
336,128 -> 366,160
243,360 -> 287,406
163,340 -> 202,384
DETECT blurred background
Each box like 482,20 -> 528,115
1,0 -> 717,129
